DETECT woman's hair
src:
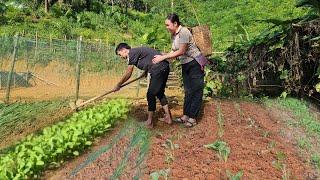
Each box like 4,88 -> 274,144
115,43 -> 131,55
166,13 -> 181,26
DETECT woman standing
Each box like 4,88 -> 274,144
152,13 -> 205,127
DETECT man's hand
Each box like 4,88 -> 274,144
152,55 -> 164,64
112,84 -> 121,92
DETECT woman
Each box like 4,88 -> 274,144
113,43 -> 172,128
152,13 -> 205,127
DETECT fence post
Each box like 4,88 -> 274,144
34,32 -> 38,63
49,35 -> 52,52
75,36 -> 82,102
13,73 -> 16,88
64,35 -> 67,53
99,39 -> 102,53
5,33 -> 19,104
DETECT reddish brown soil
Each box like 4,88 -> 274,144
141,100 -> 313,179
44,99 -> 317,179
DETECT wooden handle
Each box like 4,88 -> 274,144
75,76 -> 144,109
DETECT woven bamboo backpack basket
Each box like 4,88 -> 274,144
190,25 -> 213,57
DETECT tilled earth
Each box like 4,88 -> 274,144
44,99 -> 317,179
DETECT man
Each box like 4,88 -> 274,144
113,43 -> 172,128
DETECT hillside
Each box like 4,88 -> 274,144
0,0 -> 307,50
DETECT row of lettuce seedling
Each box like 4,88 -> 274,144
0,99 -> 129,180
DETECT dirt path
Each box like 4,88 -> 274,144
44,99 -> 317,179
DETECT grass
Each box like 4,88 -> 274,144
264,97 -> 320,171
264,97 -> 320,137
297,137 -> 312,149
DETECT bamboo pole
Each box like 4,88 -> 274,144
49,35 -> 52,52
75,36 -> 82,102
5,34 -> 19,103
64,35 -> 67,53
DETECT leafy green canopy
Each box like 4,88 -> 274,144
0,0 -> 307,50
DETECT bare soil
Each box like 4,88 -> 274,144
43,99 -> 317,180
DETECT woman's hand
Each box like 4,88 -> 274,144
152,55 -> 165,64
153,45 -> 187,64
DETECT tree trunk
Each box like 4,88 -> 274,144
44,0 -> 49,13
111,0 -> 114,12
58,0 -> 64,6
145,2 -> 147,12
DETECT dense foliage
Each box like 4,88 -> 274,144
204,0 -> 320,98
0,0 -> 307,50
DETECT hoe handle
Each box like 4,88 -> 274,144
75,75 -> 144,109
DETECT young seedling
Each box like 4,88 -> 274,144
234,102 -> 245,122
150,169 -> 170,180
165,151 -> 174,164
311,154 -> 320,169
162,138 -> 179,151
262,130 -> 270,138
278,128 -> 286,138
226,170 -> 243,180
216,102 -> 225,138
162,138 -> 179,165
297,137 -> 311,149
281,164 -> 292,180
268,140 -> 276,149
204,140 -> 231,162
247,117 -> 256,128
272,151 -> 292,179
